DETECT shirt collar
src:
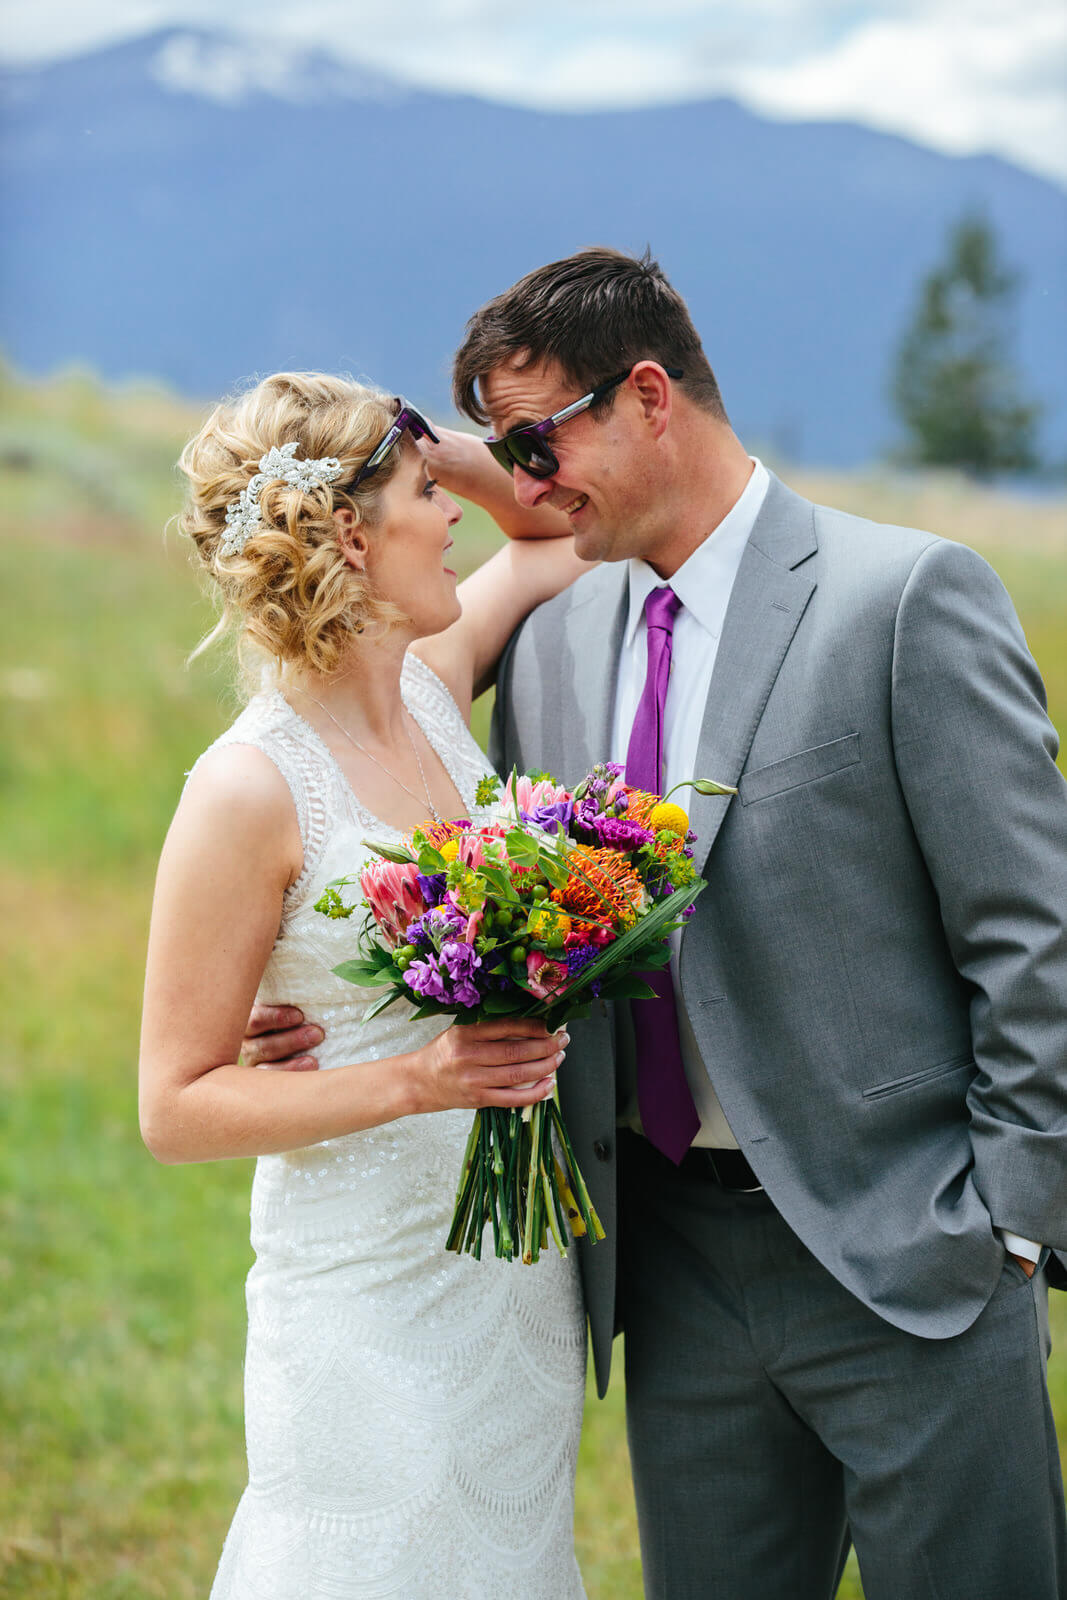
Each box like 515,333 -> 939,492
624,457 -> 770,647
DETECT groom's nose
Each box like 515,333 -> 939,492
512,463 -> 554,508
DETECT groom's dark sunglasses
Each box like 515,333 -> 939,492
485,366 -> 683,479
351,400 -> 440,489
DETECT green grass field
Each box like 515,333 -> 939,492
1,367 -> 1064,1598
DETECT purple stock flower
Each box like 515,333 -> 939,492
440,938 -> 481,982
403,939 -> 484,1008
439,940 -> 483,1007
404,957 -> 450,1002
429,903 -> 465,937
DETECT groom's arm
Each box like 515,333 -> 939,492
890,537 -> 1067,1257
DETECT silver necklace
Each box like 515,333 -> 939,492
294,688 -> 443,823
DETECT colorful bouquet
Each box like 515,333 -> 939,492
316,763 -> 733,1263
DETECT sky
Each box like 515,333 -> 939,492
1,0 -> 1065,186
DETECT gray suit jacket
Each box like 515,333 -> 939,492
491,475 -> 1067,1393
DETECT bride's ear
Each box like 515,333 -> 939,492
334,507 -> 369,573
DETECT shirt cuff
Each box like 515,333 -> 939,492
998,1230 -> 1043,1265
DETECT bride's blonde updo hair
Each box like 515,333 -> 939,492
179,371 -> 409,683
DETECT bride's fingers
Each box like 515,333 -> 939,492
472,1042 -> 566,1093
240,1022 -> 324,1067
481,1074 -> 558,1108
245,1004 -> 305,1037
467,1029 -> 569,1068
471,1017 -> 560,1039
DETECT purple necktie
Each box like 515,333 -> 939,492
626,586 -> 700,1164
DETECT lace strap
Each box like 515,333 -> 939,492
186,695 -> 339,906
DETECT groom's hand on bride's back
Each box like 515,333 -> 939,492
240,1004 -> 323,1071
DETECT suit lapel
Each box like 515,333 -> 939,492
688,478 -> 818,874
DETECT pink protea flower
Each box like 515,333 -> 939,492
457,826 -> 508,870
525,951 -> 570,1000
360,858 -> 426,948
503,773 -> 572,815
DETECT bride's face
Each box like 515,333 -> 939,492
364,444 -> 463,638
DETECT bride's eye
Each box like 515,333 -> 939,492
421,478 -> 438,498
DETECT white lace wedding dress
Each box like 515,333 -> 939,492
203,653 -> 587,1600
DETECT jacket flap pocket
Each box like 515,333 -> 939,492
739,733 -> 861,806
862,1054 -> 974,1101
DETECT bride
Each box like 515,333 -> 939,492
138,372 -> 593,1598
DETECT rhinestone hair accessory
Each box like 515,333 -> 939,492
220,441 -> 344,558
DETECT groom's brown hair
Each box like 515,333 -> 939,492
452,246 -> 728,426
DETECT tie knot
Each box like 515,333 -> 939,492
645,585 -> 681,634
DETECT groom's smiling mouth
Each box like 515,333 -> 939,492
560,493 -> 589,516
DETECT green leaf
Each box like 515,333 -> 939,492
362,988 -> 407,1022
593,975 -> 659,1001
480,990 -> 526,1015
331,960 -> 392,987
504,828 -> 541,866
479,864 -> 514,900
537,851 -> 571,889
417,845 -> 447,873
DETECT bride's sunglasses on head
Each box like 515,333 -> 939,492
351,400 -> 440,489
485,365 -> 683,480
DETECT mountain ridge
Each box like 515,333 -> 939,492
2,27 -> 1063,465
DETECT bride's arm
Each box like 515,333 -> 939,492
410,427 -> 596,717
420,426 -> 568,542
138,744 -> 564,1164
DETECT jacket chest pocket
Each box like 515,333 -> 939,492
738,733 -> 861,805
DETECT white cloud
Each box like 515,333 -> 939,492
1,1 -> 1064,184
732,3 -> 1067,180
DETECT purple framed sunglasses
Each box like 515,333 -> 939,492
351,399 -> 439,489
486,365 -> 683,479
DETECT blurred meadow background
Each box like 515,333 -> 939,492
0,360 -> 1064,1599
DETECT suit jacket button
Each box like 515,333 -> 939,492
592,1139 -> 612,1162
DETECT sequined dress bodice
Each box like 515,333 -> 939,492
202,655 -> 587,1600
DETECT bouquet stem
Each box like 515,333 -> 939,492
446,1089 -> 603,1264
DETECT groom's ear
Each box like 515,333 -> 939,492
629,361 -> 674,441
333,507 -> 370,573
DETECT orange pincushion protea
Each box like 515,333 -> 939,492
411,818 -> 467,852
551,845 -> 645,930
620,788 -> 660,828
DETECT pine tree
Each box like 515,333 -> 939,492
891,216 -> 1041,475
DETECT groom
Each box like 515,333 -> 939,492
246,247 -> 1067,1597
449,247 -> 1067,1598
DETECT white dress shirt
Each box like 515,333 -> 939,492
610,457 -> 769,1148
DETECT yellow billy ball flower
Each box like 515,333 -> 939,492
439,839 -> 461,862
648,802 -> 689,836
